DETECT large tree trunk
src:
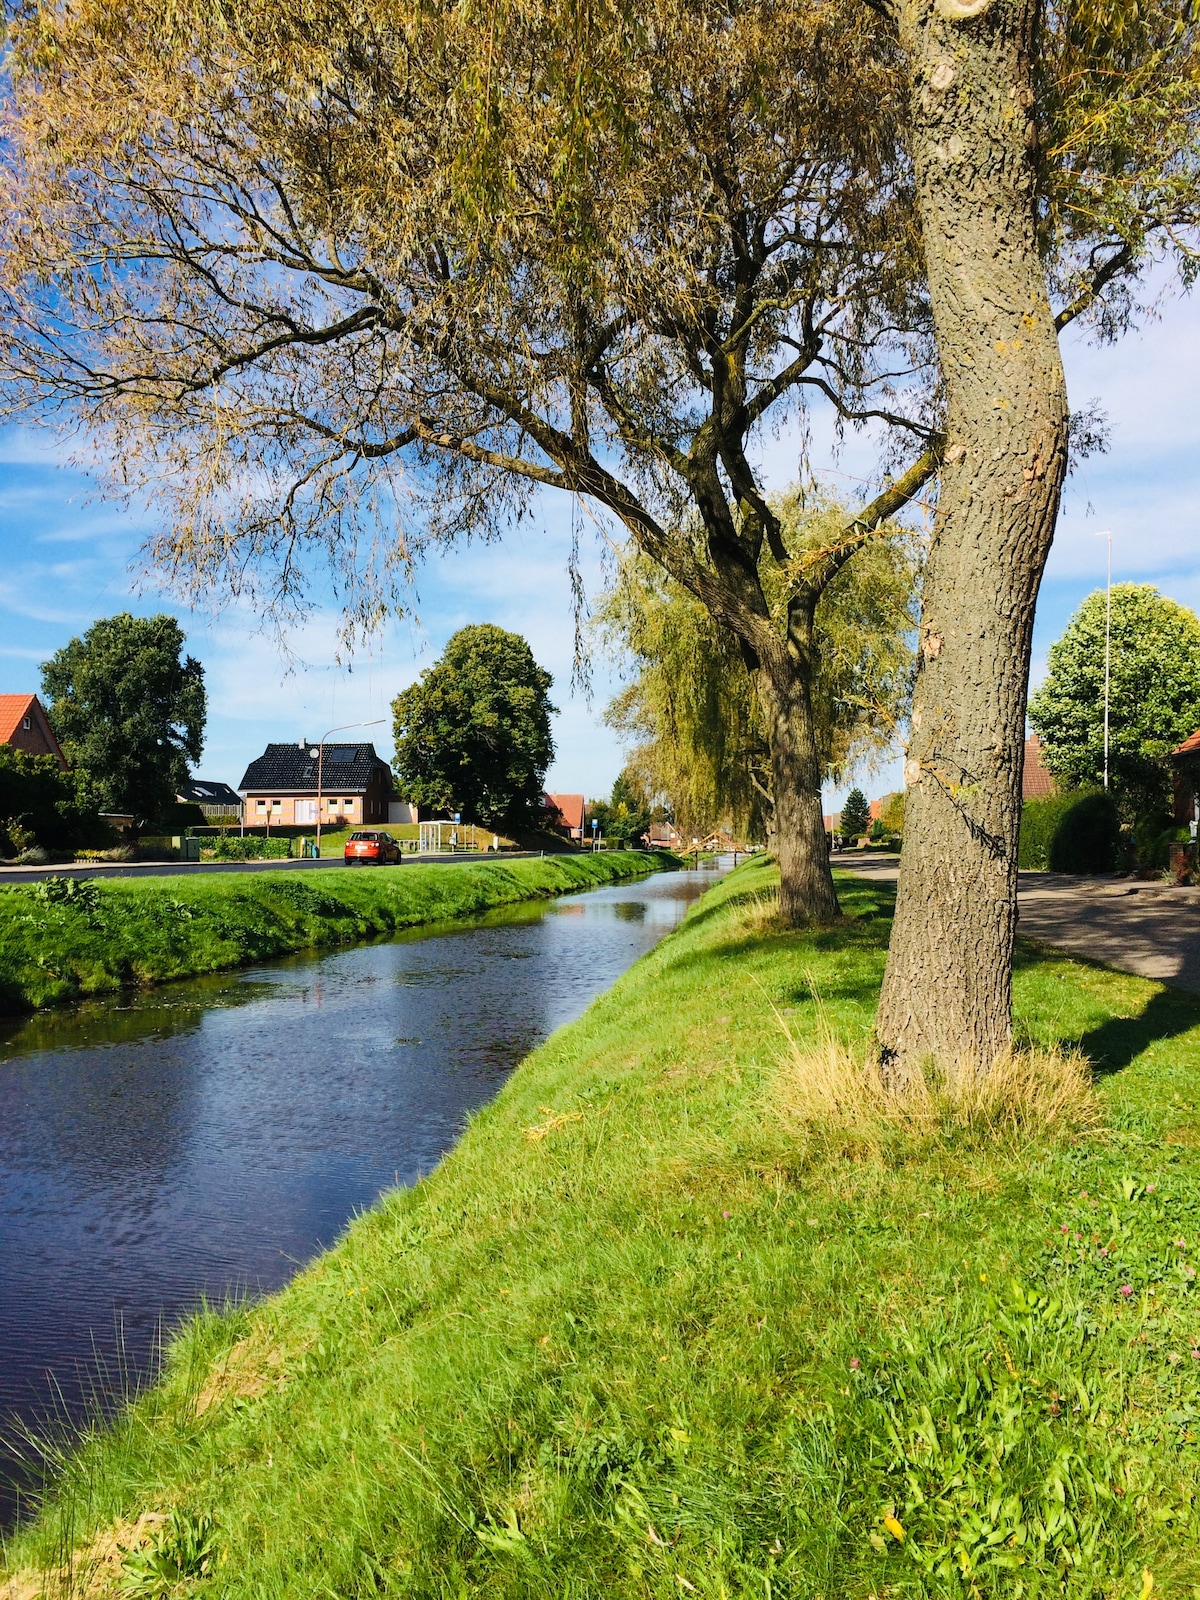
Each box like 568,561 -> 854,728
756,659 -> 841,927
874,0 -> 1068,1072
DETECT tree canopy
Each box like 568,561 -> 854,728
587,770 -> 653,848
391,626 -> 556,830
41,613 -> 206,829
839,787 -> 871,839
598,493 -> 919,840
1029,584 -> 1200,818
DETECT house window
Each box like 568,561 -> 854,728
271,799 -> 281,811
344,798 -> 356,809
22,717 -> 30,730
256,799 -> 267,813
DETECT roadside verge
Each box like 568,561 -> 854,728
0,852 -> 664,1014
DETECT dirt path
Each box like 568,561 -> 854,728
835,852 -> 1200,995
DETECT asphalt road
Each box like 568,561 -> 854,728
835,851 -> 1200,995
0,851 -> 545,885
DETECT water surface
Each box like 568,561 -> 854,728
0,865 -> 717,1520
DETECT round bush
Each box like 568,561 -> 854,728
1047,790 -> 1122,874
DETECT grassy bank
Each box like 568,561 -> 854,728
0,853 -> 659,1014
5,857 -> 1200,1597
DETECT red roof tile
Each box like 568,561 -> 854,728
546,792 -> 586,830
1023,734 -> 1056,799
1173,726 -> 1200,758
0,694 -> 67,767
0,694 -> 37,743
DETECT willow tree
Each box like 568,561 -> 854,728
599,494 -> 920,841
0,0 -> 935,927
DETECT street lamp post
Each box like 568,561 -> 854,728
313,719 -> 385,856
1095,531 -> 1113,790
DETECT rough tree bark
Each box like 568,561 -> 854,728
755,621 -> 842,927
874,0 -> 1069,1071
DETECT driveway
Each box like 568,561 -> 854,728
834,851 -> 1200,996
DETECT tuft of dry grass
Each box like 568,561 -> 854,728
0,1510 -> 168,1600
772,993 -> 1102,1145
735,886 -> 783,934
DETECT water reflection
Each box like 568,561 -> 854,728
0,867 -> 716,1523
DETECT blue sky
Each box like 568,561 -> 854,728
0,282 -> 1197,808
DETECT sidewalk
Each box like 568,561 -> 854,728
834,851 -> 1200,995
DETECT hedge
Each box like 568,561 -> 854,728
1019,788 -> 1121,874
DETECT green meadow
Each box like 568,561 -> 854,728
4,857 -> 1200,1597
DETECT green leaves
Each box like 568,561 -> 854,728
118,1510 -> 218,1595
1028,584 -> 1200,819
392,625 -> 555,830
41,613 -> 206,829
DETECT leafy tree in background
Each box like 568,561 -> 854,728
392,627 -> 555,831
589,770 -> 653,848
598,494 -> 919,844
877,791 -> 905,835
840,788 -> 871,841
1028,585 -> 1200,820
41,613 -> 206,833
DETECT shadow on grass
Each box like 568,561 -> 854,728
1014,937 -> 1200,1076
1076,985 -> 1200,1077
655,865 -> 891,1012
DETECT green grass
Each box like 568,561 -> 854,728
0,853 -> 659,1014
5,857 -> 1200,1597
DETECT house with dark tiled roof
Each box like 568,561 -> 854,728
238,741 -> 397,827
0,694 -> 67,769
177,779 -> 243,820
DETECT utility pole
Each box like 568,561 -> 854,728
313,719 -> 384,856
1096,531 -> 1113,790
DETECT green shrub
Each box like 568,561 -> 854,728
1019,789 -> 1121,874
1128,811 -> 1191,871
203,835 -> 292,861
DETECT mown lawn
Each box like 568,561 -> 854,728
0,852 -> 658,1013
4,857 -> 1200,1597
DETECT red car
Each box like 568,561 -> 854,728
343,830 -> 403,866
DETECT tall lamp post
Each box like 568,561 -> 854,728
1095,530 -> 1113,790
313,719 -> 385,856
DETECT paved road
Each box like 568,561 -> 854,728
0,851 -> 546,886
834,851 -> 1200,995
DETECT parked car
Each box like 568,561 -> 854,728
344,829 -> 403,866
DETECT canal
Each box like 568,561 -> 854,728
0,864 -> 719,1522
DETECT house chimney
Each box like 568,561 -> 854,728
298,737 -> 305,749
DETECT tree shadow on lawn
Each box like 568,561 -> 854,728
1076,986 -> 1200,1077
667,901 -> 889,1017
1014,938 -> 1200,1077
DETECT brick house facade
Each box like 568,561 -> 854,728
239,741 -> 395,827
0,694 -> 68,769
